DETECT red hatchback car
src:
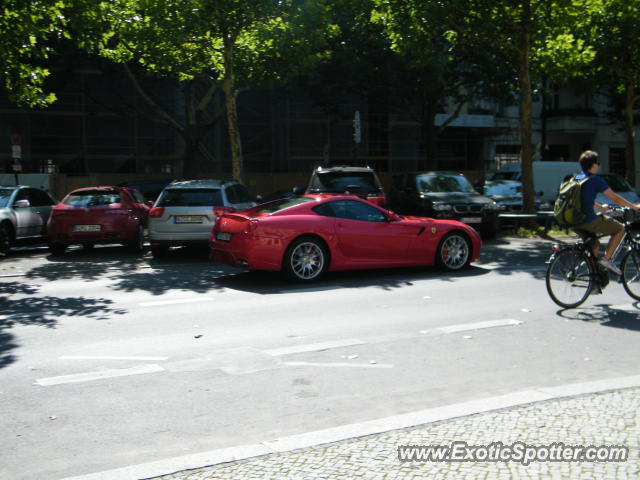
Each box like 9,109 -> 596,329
47,186 -> 151,254
211,195 -> 481,282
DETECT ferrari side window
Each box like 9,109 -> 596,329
334,200 -> 386,222
312,203 -> 336,217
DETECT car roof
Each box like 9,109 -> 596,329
314,166 -> 377,173
164,179 -> 231,189
69,186 -> 124,192
411,171 -> 465,176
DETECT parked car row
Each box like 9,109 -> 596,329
7,164 -> 627,282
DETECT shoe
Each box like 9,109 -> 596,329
599,258 -> 622,276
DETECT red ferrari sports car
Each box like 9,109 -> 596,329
210,195 -> 482,282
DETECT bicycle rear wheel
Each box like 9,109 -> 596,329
621,249 -> 640,300
546,248 -> 593,308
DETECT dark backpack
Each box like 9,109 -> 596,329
553,175 -> 591,226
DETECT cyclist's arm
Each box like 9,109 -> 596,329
603,188 -> 640,210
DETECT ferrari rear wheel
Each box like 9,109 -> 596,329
284,236 -> 328,282
437,232 -> 471,271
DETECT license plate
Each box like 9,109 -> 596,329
73,224 -> 101,232
461,217 -> 482,224
175,215 -> 204,224
216,232 -> 232,242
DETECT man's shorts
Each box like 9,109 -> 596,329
576,214 -> 624,236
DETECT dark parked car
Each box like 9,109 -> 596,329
390,172 -> 500,238
305,166 -> 387,206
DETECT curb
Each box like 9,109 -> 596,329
59,374 -> 640,480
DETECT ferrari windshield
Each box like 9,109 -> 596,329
256,197 -> 314,214
417,174 -> 477,193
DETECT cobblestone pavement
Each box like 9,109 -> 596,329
151,388 -> 640,480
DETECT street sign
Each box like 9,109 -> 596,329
11,145 -> 21,159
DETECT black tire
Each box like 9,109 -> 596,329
283,236 -> 329,282
621,249 -> 640,300
151,245 -> 169,259
48,243 -> 67,255
82,243 -> 95,250
436,232 -> 471,271
545,248 -> 593,309
0,222 -> 13,256
127,223 -> 145,253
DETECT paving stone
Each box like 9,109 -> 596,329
149,387 -> 640,480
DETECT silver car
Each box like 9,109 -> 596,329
148,179 -> 255,258
0,185 -> 58,255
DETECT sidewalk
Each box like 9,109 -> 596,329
143,384 -> 639,480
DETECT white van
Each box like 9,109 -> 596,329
490,161 -> 582,203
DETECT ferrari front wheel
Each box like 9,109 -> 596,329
437,232 -> 471,271
284,236 -> 328,282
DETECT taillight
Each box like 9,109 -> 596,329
213,206 -> 236,217
149,207 -> 165,218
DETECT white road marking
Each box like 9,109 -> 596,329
283,361 -> 393,369
264,339 -> 366,356
138,297 -> 214,307
59,355 -> 169,361
35,364 -> 165,386
421,318 -> 522,335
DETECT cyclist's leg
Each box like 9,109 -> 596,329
598,216 -> 625,260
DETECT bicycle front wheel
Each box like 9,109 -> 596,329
546,249 -> 593,308
621,249 -> 640,300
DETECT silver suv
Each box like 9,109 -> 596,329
148,179 -> 255,258
0,185 -> 58,255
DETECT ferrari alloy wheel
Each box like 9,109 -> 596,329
284,237 -> 328,282
437,232 -> 471,271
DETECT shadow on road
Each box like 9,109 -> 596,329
479,236 -> 566,280
207,264 -> 489,295
0,280 -> 127,370
558,303 -> 640,333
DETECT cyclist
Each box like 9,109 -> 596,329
574,150 -> 640,275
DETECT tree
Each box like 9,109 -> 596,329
73,0 -> 309,180
373,0 -> 515,170
0,0 -> 67,107
590,0 -> 640,186
443,1 -> 595,213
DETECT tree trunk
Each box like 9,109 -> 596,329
518,3 -> 535,215
222,40 -> 244,183
624,77 -> 636,187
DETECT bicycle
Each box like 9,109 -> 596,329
545,206 -> 640,308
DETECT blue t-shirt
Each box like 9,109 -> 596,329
574,172 -> 610,223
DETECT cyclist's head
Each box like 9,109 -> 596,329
580,150 -> 599,172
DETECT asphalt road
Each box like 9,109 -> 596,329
1,238 -> 640,480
